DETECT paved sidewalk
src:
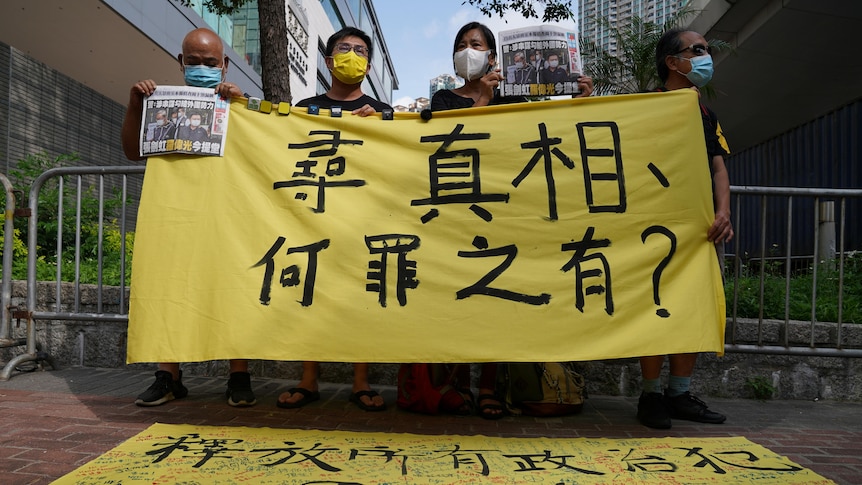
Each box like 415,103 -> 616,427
0,366 -> 860,484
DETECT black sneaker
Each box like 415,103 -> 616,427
226,371 -> 257,407
665,391 -> 726,424
637,391 -> 671,429
135,370 -> 188,407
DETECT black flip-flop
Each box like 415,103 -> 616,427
276,387 -> 320,409
349,390 -> 387,412
477,393 -> 506,420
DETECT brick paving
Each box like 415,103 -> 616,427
0,366 -> 860,484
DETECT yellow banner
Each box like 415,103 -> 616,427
54,423 -> 829,484
127,90 -> 725,363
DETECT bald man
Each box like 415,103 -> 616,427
121,28 -> 252,408
122,28 -> 242,161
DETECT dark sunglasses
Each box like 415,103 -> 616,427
676,43 -> 712,56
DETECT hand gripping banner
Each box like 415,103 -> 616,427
127,89 -> 726,364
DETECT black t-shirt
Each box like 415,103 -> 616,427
655,87 -> 729,160
295,93 -> 392,112
430,89 -> 527,112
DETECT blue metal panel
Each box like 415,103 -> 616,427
725,99 -> 862,257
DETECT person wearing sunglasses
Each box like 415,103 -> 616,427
635,28 -> 733,429
278,26 -> 391,413
293,26 -> 391,118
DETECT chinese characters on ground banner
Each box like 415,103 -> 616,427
53,423 -> 831,484
500,24 -> 584,97
127,90 -> 726,364
138,85 -> 229,157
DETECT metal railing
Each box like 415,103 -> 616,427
725,186 -> 862,357
1,166 -> 145,379
1,171 -> 860,380
1,173 -> 26,351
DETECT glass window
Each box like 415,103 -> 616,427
321,0 -> 344,30
346,0 -> 361,23
316,74 -> 330,95
360,7 -> 372,38
372,39 -> 383,82
317,39 -> 331,87
188,0 -> 203,15
382,69 -> 392,99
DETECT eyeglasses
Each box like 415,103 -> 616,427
334,42 -> 368,57
676,43 -> 712,56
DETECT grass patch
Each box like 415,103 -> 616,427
726,251 -> 861,323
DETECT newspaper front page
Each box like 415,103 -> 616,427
139,85 -> 230,157
499,24 -> 583,97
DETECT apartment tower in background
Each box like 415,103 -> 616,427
578,0 -> 688,56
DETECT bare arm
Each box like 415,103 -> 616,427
121,80 -> 157,161
708,154 -> 733,243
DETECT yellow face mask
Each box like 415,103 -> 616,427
330,51 -> 368,85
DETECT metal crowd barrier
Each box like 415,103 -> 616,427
725,186 -> 862,357
1,173 -> 27,356
1,166 -> 145,380
1,170 -> 860,380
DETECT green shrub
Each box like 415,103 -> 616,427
0,151 -> 133,286
726,251 -> 861,323
744,375 -> 776,401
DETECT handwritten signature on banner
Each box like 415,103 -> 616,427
54,424 -> 831,485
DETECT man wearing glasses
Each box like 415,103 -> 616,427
293,27 -> 391,117
278,27 -> 391,413
636,29 -> 733,429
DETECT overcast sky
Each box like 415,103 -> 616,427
372,0 -> 578,106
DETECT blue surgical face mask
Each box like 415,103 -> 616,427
677,55 -> 713,87
183,64 -> 224,88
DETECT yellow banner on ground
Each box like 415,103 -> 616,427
53,423 -> 830,484
127,90 -> 725,363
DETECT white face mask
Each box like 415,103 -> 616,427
156,119 -> 165,126
190,119 -> 201,127
453,48 -> 490,81
549,60 -> 559,68
515,61 -> 524,69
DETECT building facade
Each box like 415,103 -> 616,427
578,0 -> 687,55
0,0 -> 397,176
429,74 -> 462,101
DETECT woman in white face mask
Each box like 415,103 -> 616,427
429,22 -> 520,112
420,23 -> 523,420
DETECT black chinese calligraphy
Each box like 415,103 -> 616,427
147,433 -> 245,468
512,122 -> 576,221
349,445 -> 415,476
640,225 -> 677,318
457,235 -> 551,305
577,121 -> 626,214
502,449 -> 604,476
561,227 -> 613,315
280,130 -> 367,213
252,441 -> 341,471
433,444 -> 497,477
253,237 -> 330,306
365,234 -> 420,307
416,123 -> 509,222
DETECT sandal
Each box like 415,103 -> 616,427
276,387 -> 320,409
349,390 -> 387,412
477,393 -> 506,420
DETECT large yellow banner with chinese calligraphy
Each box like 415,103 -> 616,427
54,423 -> 830,484
127,89 -> 726,363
